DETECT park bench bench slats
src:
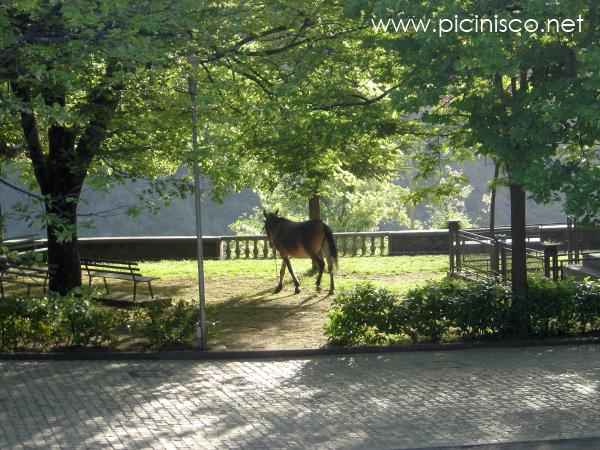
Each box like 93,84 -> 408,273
0,261 -> 54,299
81,258 -> 158,300
81,262 -> 141,273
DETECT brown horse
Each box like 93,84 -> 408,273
263,210 -> 338,294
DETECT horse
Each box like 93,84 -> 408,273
263,210 -> 338,295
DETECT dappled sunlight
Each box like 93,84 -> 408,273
135,257 -> 446,350
3,346 -> 600,448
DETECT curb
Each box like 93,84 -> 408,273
1,336 -> 599,362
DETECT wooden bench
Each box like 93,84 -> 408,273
81,258 -> 158,300
0,260 -> 53,299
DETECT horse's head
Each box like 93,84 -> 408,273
262,209 -> 280,237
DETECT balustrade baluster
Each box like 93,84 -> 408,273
370,236 -> 375,256
253,240 -> 259,259
235,240 -> 240,259
225,240 -> 231,259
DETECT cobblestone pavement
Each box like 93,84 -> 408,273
2,345 -> 600,450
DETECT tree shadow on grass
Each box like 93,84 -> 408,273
206,281 -> 332,350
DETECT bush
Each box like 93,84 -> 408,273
527,277 -> 578,336
49,291 -> 128,348
133,300 -> 198,349
574,279 -> 600,332
0,291 -> 200,351
0,297 -> 33,351
399,279 -> 461,343
449,279 -> 511,339
325,283 -> 402,345
325,277 -> 600,347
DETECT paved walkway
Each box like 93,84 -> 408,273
1,345 -> 600,449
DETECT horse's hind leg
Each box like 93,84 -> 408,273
274,259 -> 286,293
326,256 -> 335,295
312,255 -> 325,292
284,258 -> 301,294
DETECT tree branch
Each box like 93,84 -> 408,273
9,82 -> 49,193
0,176 -> 43,200
311,84 -> 401,111
75,65 -> 124,178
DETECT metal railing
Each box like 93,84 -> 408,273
449,222 -> 562,283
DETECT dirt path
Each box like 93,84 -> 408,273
198,272 -> 444,350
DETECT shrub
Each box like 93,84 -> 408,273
133,300 -> 198,349
324,283 -> 401,345
0,291 -> 129,351
326,276 -> 600,347
527,277 -> 578,336
0,297 -> 30,351
0,290 -> 200,351
49,291 -> 127,348
447,279 -> 511,339
573,279 -> 600,332
399,279 -> 462,343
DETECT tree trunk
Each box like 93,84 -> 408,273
489,161 -> 499,239
309,194 -> 321,221
309,194 -> 321,272
0,201 -> 5,242
510,183 -> 529,336
13,67 -> 120,296
46,194 -> 82,295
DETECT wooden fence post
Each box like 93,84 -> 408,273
567,216 -> 574,264
448,220 -> 461,276
543,242 -> 559,281
491,239 -> 500,277
500,246 -> 508,282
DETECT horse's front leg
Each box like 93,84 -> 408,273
274,259 -> 286,293
284,258 -> 301,294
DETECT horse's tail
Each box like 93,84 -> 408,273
323,224 -> 338,270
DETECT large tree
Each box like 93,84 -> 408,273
346,0 -> 600,333
0,0 -> 350,293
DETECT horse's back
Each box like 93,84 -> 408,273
273,219 -> 327,258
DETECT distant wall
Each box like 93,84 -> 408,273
72,225 -> 583,261
78,237 -> 222,260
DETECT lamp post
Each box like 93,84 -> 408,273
188,57 -> 207,350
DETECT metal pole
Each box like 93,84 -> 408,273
188,58 -> 207,350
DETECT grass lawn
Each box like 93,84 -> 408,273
135,255 -> 448,350
2,255 -> 447,351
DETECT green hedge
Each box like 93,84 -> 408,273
325,278 -> 600,346
0,290 -> 198,352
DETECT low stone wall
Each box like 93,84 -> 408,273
53,224 -> 590,261
388,229 -> 449,255
78,236 -> 222,261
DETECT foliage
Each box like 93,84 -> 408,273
325,277 -> 600,346
230,172 -> 410,234
573,279 -> 600,332
348,0 -> 600,307
132,300 -> 198,349
527,277 -> 579,336
446,279 -> 511,339
0,292 -> 198,352
325,283 -> 402,345
0,0 -> 363,292
49,291 -> 123,348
